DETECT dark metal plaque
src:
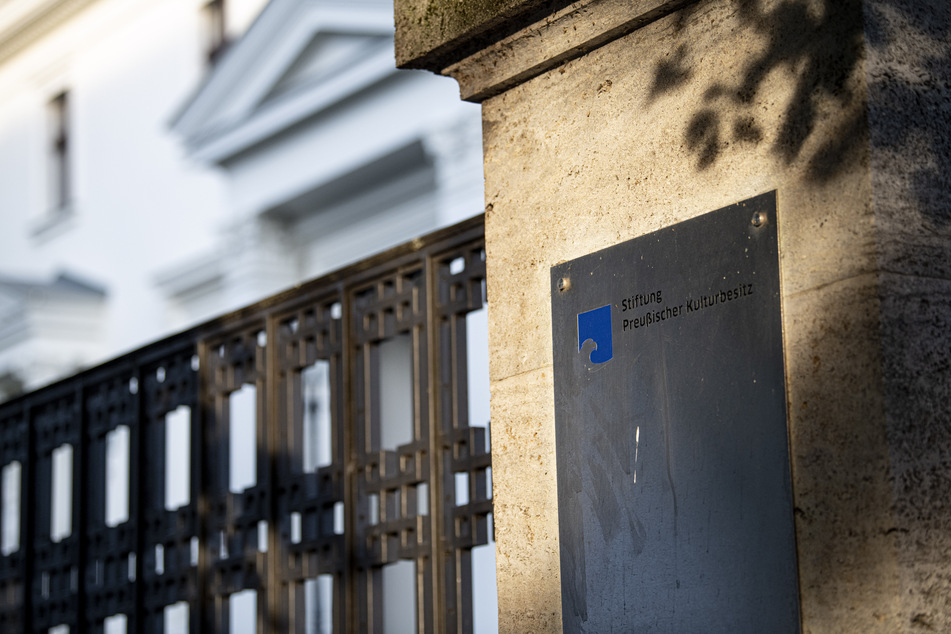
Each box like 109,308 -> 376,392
551,192 -> 800,633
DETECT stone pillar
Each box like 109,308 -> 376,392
395,1 -> 951,632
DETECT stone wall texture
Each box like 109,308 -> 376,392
477,1 -> 951,632
396,0 -> 951,631
865,1 -> 951,631
395,0 -> 553,69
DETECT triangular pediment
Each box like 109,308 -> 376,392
172,0 -> 397,163
262,30 -> 389,103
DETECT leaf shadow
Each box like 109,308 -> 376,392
647,0 -> 951,228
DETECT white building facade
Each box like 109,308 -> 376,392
167,0 -> 484,326
0,0 -> 485,398
0,0 -> 270,394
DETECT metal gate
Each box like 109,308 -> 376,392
0,216 -> 492,633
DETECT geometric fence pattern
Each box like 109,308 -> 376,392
0,216 -> 491,632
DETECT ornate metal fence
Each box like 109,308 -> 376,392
0,216 -> 492,633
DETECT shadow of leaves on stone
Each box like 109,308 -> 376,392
685,109 -> 722,169
864,0 -> 951,228
650,0 -> 866,181
648,44 -> 692,101
649,0 -> 951,229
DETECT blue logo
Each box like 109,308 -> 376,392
578,305 -> 613,364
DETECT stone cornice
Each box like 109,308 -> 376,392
395,0 -> 570,71
444,0 -> 697,102
0,0 -> 101,66
395,0 -> 698,102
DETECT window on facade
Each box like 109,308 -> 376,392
202,0 -> 227,63
47,91 -> 70,213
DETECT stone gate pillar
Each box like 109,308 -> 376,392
394,1 -> 951,631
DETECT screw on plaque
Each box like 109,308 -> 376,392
751,211 -> 768,227
558,277 -> 571,292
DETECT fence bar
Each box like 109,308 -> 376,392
0,215 -> 491,633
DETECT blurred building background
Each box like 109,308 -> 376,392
0,0 -> 495,632
0,0 -> 484,398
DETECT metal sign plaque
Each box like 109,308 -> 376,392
551,192 -> 800,632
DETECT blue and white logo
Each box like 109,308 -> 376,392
578,304 -> 613,364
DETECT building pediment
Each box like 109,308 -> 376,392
172,0 -> 397,164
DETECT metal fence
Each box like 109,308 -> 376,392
0,216 -> 492,633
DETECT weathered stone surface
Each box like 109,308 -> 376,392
445,0 -> 693,101
484,0 -> 876,382
866,0 -> 951,281
865,3 -> 951,628
879,274 -> 951,632
396,0 -> 951,631
488,367 -> 563,632
394,0 -> 553,69
782,274 -> 903,632
478,1 -> 951,632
